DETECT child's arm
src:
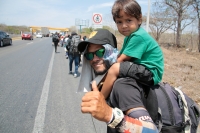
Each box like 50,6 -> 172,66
101,63 -> 120,99
101,54 -> 132,99
117,53 -> 131,62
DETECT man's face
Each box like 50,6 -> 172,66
86,44 -> 107,75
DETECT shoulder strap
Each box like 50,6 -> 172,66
157,107 -> 163,132
174,87 -> 191,133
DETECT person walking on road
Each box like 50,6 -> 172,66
68,32 -> 81,78
52,32 -> 60,53
63,35 -> 70,59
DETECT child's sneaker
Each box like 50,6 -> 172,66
69,71 -> 72,74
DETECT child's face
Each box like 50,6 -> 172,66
115,10 -> 142,36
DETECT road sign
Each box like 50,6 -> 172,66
92,13 -> 102,24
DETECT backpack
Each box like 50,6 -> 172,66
53,34 -> 59,42
69,35 -> 81,54
142,82 -> 200,133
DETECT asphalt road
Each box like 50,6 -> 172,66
0,37 -> 106,133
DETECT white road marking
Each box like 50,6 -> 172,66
32,50 -> 55,133
27,42 -> 33,45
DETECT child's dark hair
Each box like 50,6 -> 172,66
112,0 -> 142,22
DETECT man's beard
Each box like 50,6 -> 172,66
94,68 -> 108,75
93,60 -> 111,75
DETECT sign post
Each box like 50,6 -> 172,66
75,19 -> 89,33
92,13 -> 103,29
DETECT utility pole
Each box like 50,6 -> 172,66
146,0 -> 151,32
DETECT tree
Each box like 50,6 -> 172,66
69,26 -> 77,33
81,27 -> 93,34
165,0 -> 195,47
192,0 -> 200,52
0,24 -> 30,34
145,1 -> 175,42
0,24 -> 7,31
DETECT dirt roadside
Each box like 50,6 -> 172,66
161,47 -> 200,106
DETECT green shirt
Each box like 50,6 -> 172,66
120,27 -> 164,85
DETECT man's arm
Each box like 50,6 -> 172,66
116,115 -> 158,133
81,81 -> 158,133
81,81 -> 112,122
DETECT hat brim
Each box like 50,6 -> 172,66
78,40 -> 107,53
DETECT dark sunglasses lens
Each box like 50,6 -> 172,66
85,53 -> 94,60
96,49 -> 105,58
84,48 -> 105,61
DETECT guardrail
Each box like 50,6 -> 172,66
9,34 -> 21,38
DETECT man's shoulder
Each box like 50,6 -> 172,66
114,77 -> 137,87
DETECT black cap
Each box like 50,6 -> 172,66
78,29 -> 117,52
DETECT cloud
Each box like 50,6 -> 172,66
87,2 -> 113,12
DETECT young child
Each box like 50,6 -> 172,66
101,0 -> 164,99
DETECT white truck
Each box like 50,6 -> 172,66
41,27 -> 49,37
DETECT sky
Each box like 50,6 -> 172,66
0,0 -> 154,29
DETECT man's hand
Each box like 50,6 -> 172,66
81,81 -> 112,123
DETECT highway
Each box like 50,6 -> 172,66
0,37 -> 106,133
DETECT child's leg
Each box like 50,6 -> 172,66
101,63 -> 120,99
119,61 -> 154,86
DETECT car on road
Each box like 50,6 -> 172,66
0,31 -> 12,47
36,33 -> 43,38
22,32 -> 33,40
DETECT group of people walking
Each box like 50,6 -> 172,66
52,32 -> 87,78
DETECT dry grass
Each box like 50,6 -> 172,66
116,35 -> 200,105
162,47 -> 200,104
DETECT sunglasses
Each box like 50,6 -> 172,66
84,48 -> 105,61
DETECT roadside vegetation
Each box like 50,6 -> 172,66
0,24 -> 30,34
